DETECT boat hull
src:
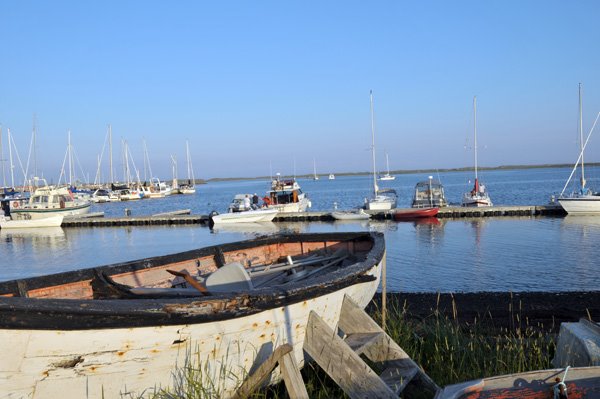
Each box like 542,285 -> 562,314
558,196 -> 600,215
10,203 -> 91,219
394,208 -> 439,220
365,195 -> 397,210
331,211 -> 371,220
0,232 -> 383,398
0,215 -> 63,229
211,209 -> 278,224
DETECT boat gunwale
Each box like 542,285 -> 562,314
0,231 -> 384,330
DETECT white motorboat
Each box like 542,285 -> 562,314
328,173 -> 335,180
558,84 -> 600,214
365,91 -> 397,211
265,174 -> 311,212
0,214 -> 64,229
209,208 -> 278,224
91,189 -> 111,203
412,176 -> 448,208
9,181 -> 91,220
142,177 -> 173,199
331,209 -> 371,221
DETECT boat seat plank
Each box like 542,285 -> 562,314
205,262 -> 254,292
344,332 -> 383,356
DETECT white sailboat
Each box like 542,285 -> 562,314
328,173 -> 335,180
558,83 -> 600,214
378,152 -> 395,181
365,90 -> 397,211
461,96 -> 492,207
180,140 -> 196,194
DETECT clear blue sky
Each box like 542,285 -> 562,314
1,1 -> 600,183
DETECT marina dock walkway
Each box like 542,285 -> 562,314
60,204 -> 566,228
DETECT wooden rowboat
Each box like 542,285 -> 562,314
0,232 -> 384,398
435,366 -> 600,399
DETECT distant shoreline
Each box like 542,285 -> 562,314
204,162 -> 596,183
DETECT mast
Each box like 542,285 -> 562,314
313,158 -> 317,179
0,125 -> 5,187
370,90 -> 378,195
68,130 -> 72,186
386,152 -> 390,175
108,124 -> 114,184
32,113 -> 37,178
579,83 -> 585,190
186,140 -> 194,184
8,128 -> 15,188
473,96 -> 478,183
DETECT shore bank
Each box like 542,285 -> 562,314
372,291 -> 600,332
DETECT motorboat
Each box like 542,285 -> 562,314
462,96 -> 492,207
331,208 -> 371,221
209,208 -> 278,224
142,177 -> 173,198
394,207 -> 439,220
0,214 -> 64,229
0,232 -> 384,399
265,174 -> 311,212
435,366 -> 600,399
8,180 -> 91,220
412,176 -> 448,208
91,189 -> 111,203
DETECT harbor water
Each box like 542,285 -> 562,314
1,166 -> 600,292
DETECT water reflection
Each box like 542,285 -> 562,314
210,222 -> 279,236
1,227 -> 66,249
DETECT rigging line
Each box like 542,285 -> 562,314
57,146 -> 70,186
560,110 -> 600,196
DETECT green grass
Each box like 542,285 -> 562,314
149,297 -> 556,398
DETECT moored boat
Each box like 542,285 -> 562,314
0,214 -> 63,229
9,181 -> 91,220
331,208 -> 371,220
0,232 -> 384,399
394,207 -> 439,220
209,208 -> 278,224
412,176 -> 448,208
265,174 -> 311,212
434,366 -> 600,399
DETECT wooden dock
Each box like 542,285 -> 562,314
60,205 -> 566,228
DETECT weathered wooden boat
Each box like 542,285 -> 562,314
435,366 -> 600,398
393,207 -> 439,220
0,232 -> 384,398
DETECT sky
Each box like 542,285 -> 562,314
1,1 -> 600,183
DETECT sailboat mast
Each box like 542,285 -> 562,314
0,125 -> 5,188
108,124 -> 113,184
386,152 -> 390,175
32,113 -> 37,178
68,130 -> 72,186
370,90 -> 377,195
473,96 -> 478,182
8,128 -> 15,188
579,83 -> 585,190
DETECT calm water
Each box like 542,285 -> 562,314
2,166 -> 600,292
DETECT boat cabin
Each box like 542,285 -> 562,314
412,178 -> 448,208
268,179 -> 303,205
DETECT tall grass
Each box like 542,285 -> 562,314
150,296 -> 556,398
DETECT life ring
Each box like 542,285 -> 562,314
12,201 -> 19,208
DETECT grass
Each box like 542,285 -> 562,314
149,296 -> 556,398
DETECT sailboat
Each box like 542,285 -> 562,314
558,83 -> 600,214
462,96 -> 492,207
365,90 -> 397,211
180,140 -> 196,194
312,158 -> 319,180
378,152 -> 395,181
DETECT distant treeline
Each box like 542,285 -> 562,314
205,162 -> 599,183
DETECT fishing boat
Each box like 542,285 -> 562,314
412,176 -> 448,208
331,208 -> 371,221
393,207 -> 439,220
0,232 -> 384,399
462,96 -> 492,207
265,174 -> 311,212
0,214 -> 64,229
378,152 -> 396,181
558,84 -> 600,214
435,366 -> 600,399
9,180 -> 91,220
365,91 -> 397,210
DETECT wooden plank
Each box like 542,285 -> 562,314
344,332 -> 383,356
231,343 -> 293,399
303,311 -> 397,399
280,350 -> 309,399
379,364 -> 418,394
